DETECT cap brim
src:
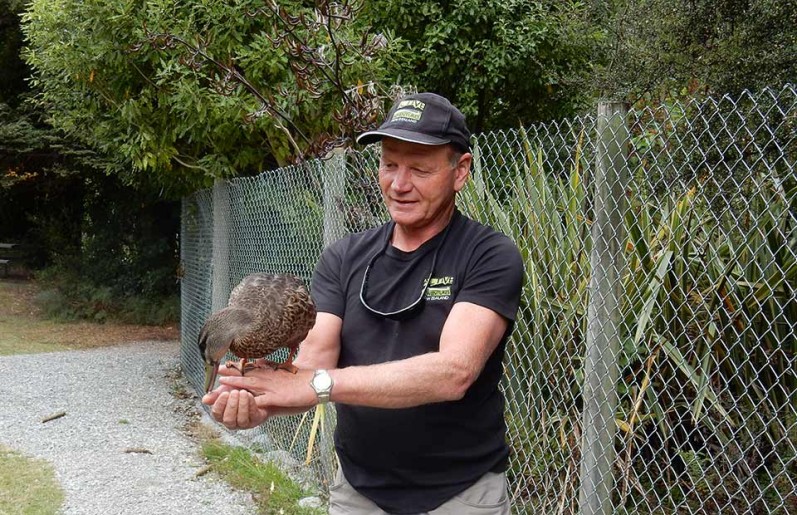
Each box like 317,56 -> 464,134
356,128 -> 451,147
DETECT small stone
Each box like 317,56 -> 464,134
298,496 -> 324,509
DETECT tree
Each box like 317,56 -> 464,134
0,0 -> 27,106
23,0 -> 402,194
591,0 -> 797,100
362,0 -> 600,131
1,0 -> 88,259
1,0 -> 180,323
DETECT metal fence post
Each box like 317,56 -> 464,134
323,147 -> 348,247
578,101 -> 629,515
211,178 -> 231,311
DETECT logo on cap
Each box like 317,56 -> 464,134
390,100 -> 426,124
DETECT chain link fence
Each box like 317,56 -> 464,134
180,84 -> 797,513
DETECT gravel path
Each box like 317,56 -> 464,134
0,341 -> 258,514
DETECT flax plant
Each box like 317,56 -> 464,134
461,129 -> 591,509
461,127 -> 796,512
617,171 -> 796,510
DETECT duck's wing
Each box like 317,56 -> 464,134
228,273 -> 282,310
226,274 -> 284,357
228,273 -> 315,346
279,282 -> 317,348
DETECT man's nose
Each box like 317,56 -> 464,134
391,168 -> 413,192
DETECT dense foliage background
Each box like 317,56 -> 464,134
1,0 -> 794,323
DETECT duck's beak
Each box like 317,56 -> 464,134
204,360 -> 220,394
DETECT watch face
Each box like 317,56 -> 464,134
314,373 -> 332,390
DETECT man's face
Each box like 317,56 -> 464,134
378,137 -> 470,234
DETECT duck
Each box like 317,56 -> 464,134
198,273 -> 316,393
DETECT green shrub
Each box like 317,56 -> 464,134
119,295 -> 180,326
34,265 -> 179,325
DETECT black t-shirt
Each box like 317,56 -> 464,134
312,209 -> 524,514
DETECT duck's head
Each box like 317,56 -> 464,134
198,307 -> 254,393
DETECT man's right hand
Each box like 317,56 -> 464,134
202,386 -> 270,430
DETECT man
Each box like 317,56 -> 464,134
202,92 -> 524,514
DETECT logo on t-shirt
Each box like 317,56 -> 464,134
425,276 -> 453,301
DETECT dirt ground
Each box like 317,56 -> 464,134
0,277 -> 179,349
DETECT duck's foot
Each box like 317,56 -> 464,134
225,358 -> 262,376
260,359 -> 298,374
275,361 -> 298,374
273,346 -> 299,374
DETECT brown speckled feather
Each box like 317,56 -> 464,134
226,273 -> 316,359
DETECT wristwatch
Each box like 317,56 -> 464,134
310,369 -> 334,404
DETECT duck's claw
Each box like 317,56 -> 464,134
225,358 -> 261,376
275,361 -> 299,374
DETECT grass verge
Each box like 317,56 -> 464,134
171,366 -> 324,515
200,438 -> 324,515
0,445 -> 64,514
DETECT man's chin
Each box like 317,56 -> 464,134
389,212 -> 421,227
389,205 -> 419,221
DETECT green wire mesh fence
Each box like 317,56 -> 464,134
181,85 -> 796,513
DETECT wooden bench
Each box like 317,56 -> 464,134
0,244 -> 18,277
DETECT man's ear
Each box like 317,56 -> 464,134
453,153 -> 472,192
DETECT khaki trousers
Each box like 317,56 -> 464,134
328,467 -> 511,515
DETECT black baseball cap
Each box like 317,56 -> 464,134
357,92 -> 471,153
